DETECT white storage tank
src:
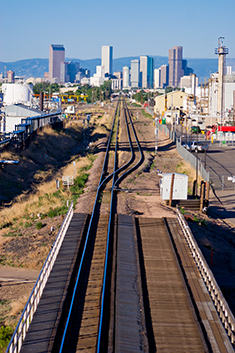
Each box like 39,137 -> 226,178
2,81 -> 33,106
160,173 -> 188,200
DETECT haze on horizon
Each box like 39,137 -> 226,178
2,0 -> 235,62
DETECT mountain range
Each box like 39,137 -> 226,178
1,57 -> 235,84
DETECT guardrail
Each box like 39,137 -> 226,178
157,123 -> 209,182
177,207 -> 235,346
6,202 -> 74,353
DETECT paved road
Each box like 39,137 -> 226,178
0,266 -> 40,282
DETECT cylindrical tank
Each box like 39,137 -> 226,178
2,82 -> 33,105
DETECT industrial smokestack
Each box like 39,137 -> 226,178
39,92 -> 44,111
215,37 -> 228,125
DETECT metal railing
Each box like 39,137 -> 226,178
6,202 -> 74,353
158,123 -> 209,182
177,207 -> 235,346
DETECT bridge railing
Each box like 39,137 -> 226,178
177,207 -> 235,346
6,202 -> 74,353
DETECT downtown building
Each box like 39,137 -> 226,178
140,56 -> 154,89
160,65 -> 169,88
168,46 -> 184,88
123,66 -> 130,88
130,59 -> 140,88
101,46 -> 113,76
60,62 -> 80,83
49,44 -> 65,82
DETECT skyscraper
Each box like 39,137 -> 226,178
140,56 -> 154,88
160,65 -> 169,88
101,46 -> 113,75
131,59 -> 140,88
123,66 -> 130,88
49,44 -> 65,82
60,62 -> 80,83
168,46 -> 184,88
154,68 -> 161,89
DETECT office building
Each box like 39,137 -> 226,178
90,66 -> 105,87
123,66 -> 130,88
113,71 -> 122,79
154,68 -> 161,89
168,46 -> 184,87
49,44 -> 65,82
111,79 -> 122,90
160,65 -> 169,88
130,59 -> 140,88
7,70 -> 15,83
60,61 -> 80,83
140,56 -> 154,88
101,46 -> 113,75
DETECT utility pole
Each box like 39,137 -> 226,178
215,37 -> 228,145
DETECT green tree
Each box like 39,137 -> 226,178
33,82 -> 60,95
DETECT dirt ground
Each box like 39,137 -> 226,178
1,103 -> 235,335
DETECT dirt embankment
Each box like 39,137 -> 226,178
0,105 -> 113,333
0,103 -> 235,343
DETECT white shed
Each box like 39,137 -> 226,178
160,173 -> 188,200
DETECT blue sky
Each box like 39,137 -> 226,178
2,0 -> 235,62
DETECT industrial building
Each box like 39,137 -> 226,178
154,90 -> 187,117
49,44 -> 65,83
1,104 -> 44,133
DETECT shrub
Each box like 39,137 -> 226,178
0,325 -> 14,350
47,205 -> 69,218
36,221 -> 43,230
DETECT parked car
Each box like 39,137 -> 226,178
183,141 -> 209,153
190,126 -> 201,134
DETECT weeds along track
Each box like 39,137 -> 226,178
49,98 -> 144,353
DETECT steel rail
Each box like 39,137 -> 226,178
58,99 -> 120,353
96,100 -> 120,352
96,99 -> 144,352
59,98 -> 144,353
114,99 -> 144,187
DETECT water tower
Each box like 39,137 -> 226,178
215,37 -> 228,126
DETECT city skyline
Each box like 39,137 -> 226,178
2,0 -> 235,62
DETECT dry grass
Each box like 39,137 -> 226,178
176,159 -> 202,193
0,154 -> 90,225
10,294 -> 29,318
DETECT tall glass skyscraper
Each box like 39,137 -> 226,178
140,56 -> 154,89
168,46 -> 184,87
49,44 -> 65,82
101,46 -> 113,75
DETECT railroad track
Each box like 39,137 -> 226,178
51,97 -> 144,353
12,98 -> 235,353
